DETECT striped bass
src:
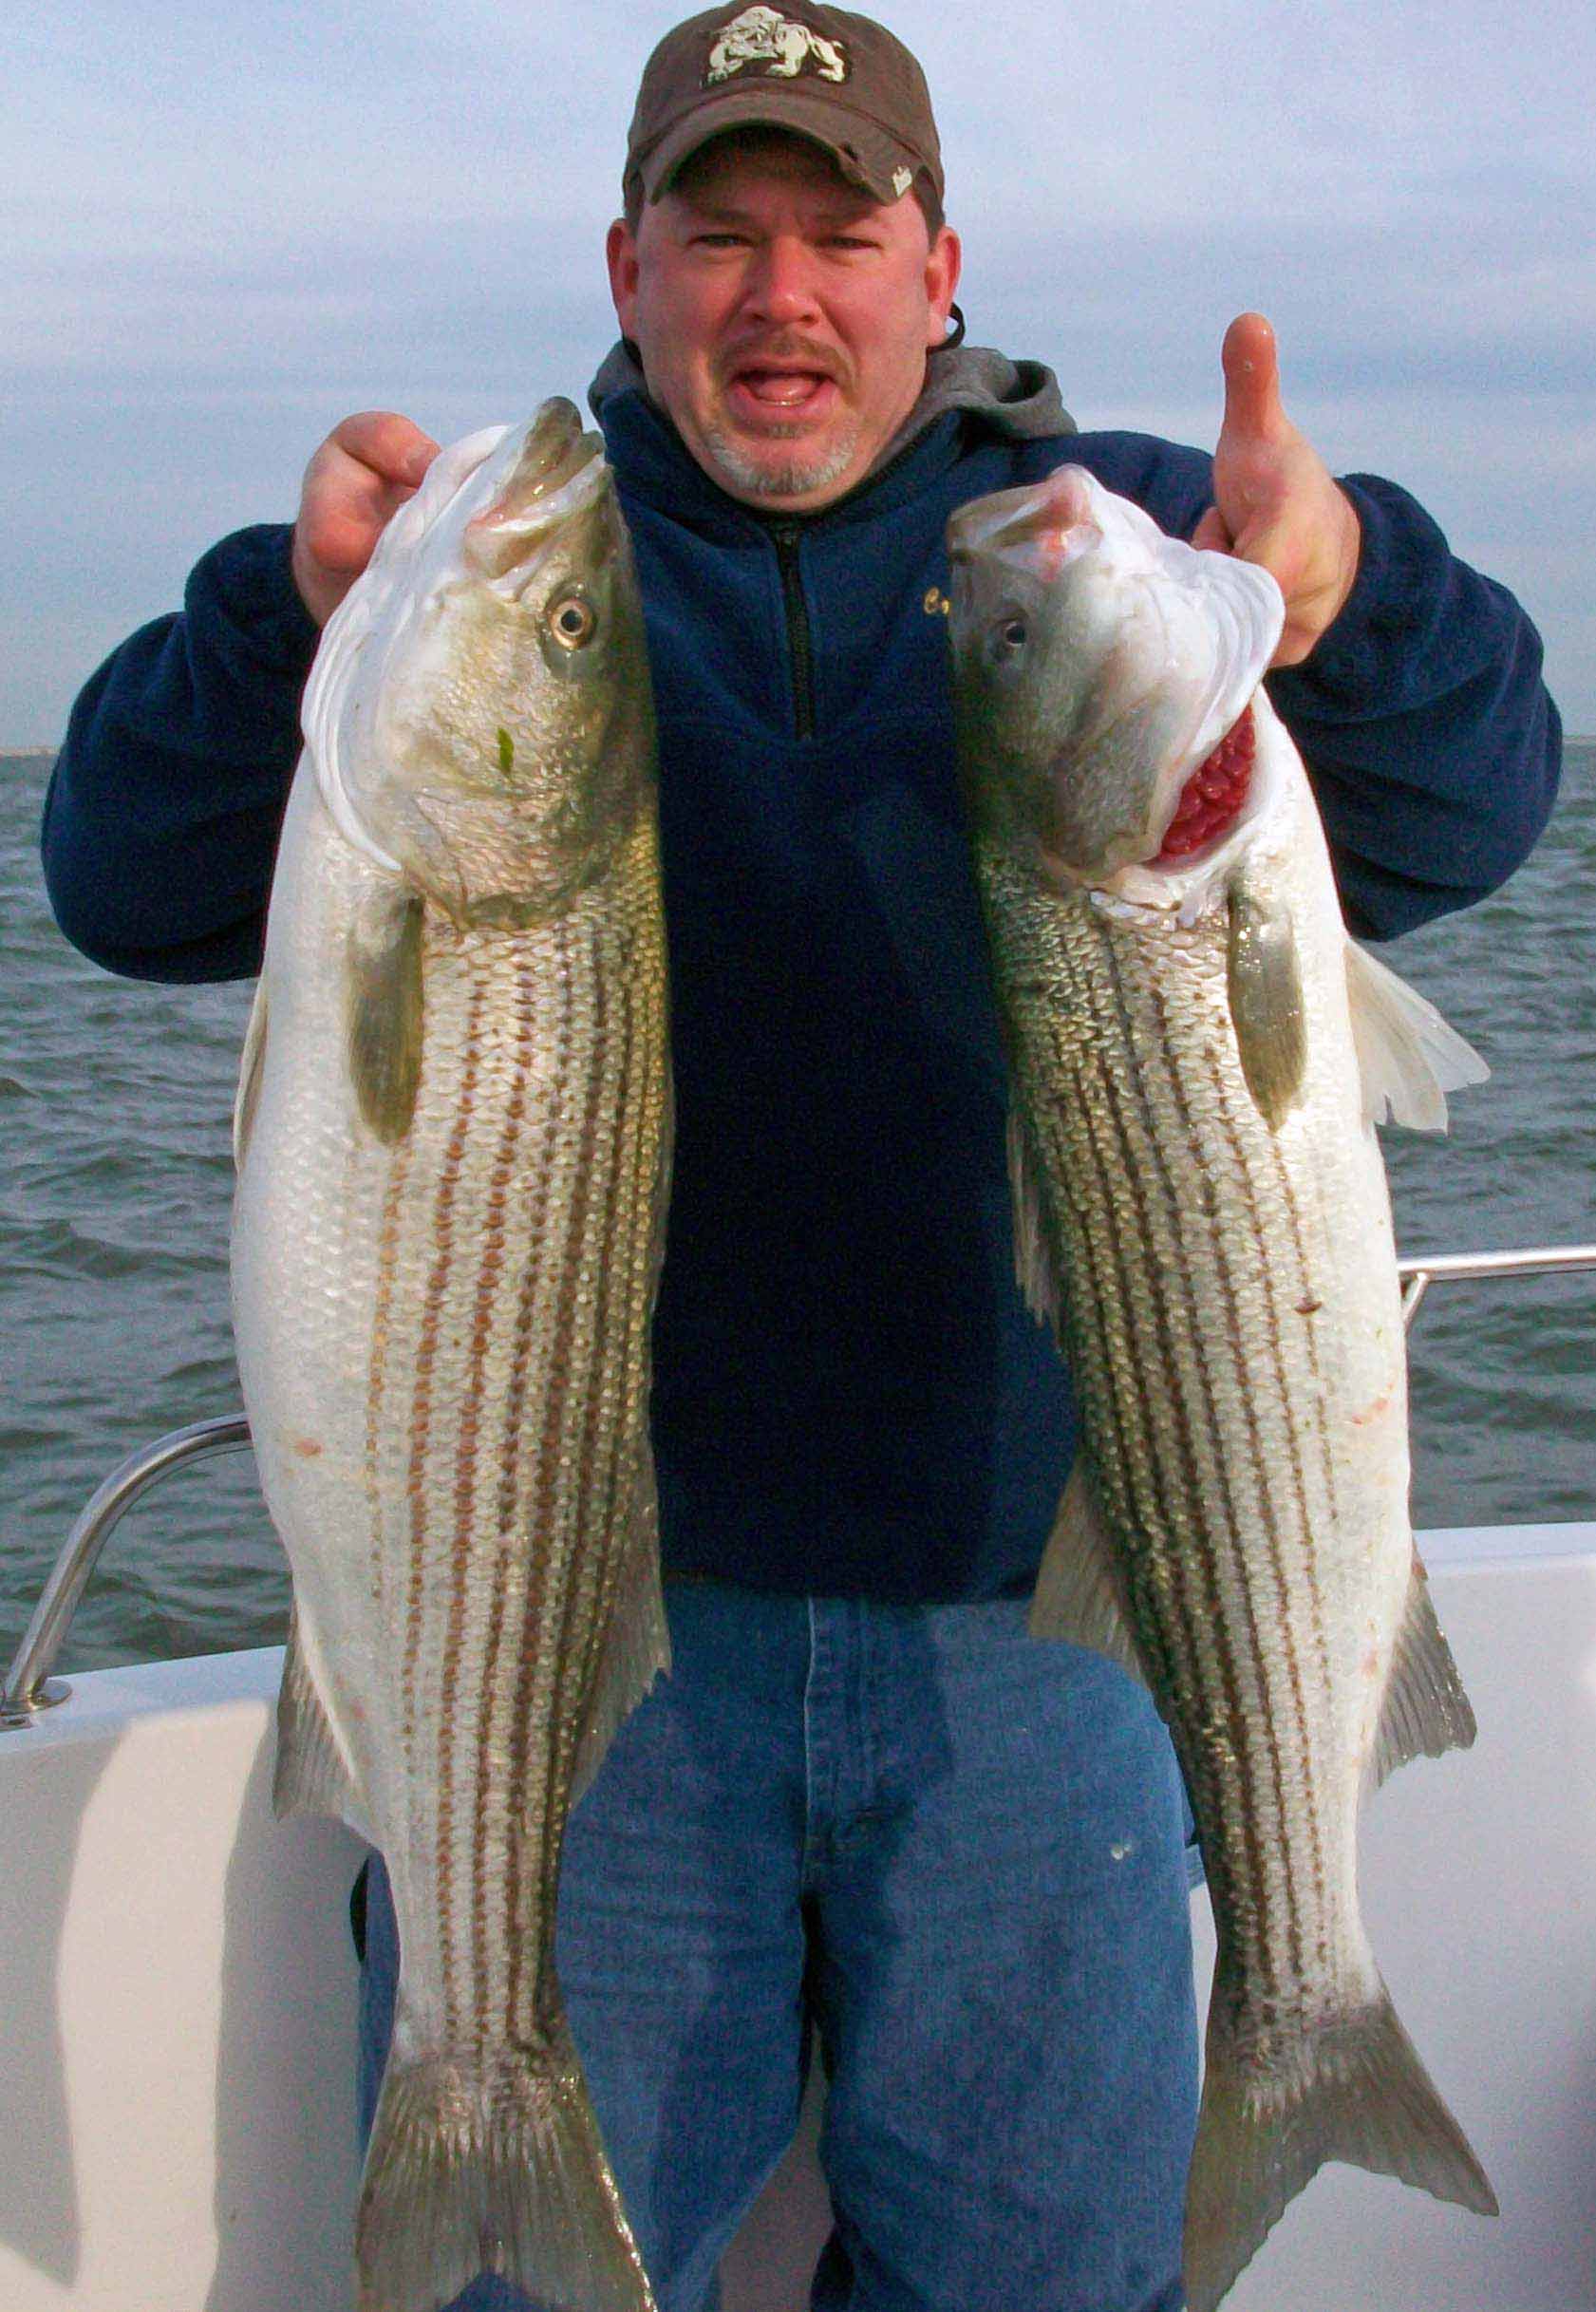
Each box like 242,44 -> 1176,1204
947,465 -> 1496,2312
230,400 -> 670,2312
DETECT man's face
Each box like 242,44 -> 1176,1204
607,132 -> 961,514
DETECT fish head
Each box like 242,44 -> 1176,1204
948,465 -> 1284,900
305,398 -> 656,927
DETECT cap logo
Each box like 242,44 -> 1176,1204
705,7 -> 849,85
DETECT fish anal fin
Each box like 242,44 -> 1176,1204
233,979 -> 270,1174
570,1445 -> 671,1811
346,888 -> 426,1145
1184,1977 -> 1496,2312
274,1603 -> 373,1841
1226,874 -> 1307,1131
1369,1547 -> 1478,1789
1027,1457 -> 1151,1689
1006,1106 -> 1062,1334
1345,938 -> 1489,1134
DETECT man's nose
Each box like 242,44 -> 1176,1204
741,235 -> 824,325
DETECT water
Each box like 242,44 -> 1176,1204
3,743 -> 1593,1677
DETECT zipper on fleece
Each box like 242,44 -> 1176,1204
760,425 -> 949,743
769,524 -> 817,742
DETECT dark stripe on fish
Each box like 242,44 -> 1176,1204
502,909 -> 607,2043
1089,921 -> 1285,1994
366,1122 -> 416,1670
1203,1040 -> 1339,1980
422,968 -> 489,2026
473,937 -> 566,2033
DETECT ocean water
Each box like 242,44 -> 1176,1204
2,742 -> 1592,1678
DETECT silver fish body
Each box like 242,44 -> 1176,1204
948,466 -> 1494,2312
231,402 -> 669,2312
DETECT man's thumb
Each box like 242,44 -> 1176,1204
1191,505 -> 1232,555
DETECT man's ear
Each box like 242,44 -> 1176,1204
607,218 -> 639,334
924,226 -> 962,348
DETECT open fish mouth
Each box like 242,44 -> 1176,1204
461,401 -> 610,594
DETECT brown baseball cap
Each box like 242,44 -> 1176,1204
624,6 -> 944,213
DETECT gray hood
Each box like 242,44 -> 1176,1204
587,338 -> 1075,488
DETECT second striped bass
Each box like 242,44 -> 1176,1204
947,466 -> 1496,2312
231,400 -> 670,2312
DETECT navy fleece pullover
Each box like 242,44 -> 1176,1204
41,349 -> 1561,1601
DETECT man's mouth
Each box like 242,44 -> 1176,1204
723,355 -> 842,425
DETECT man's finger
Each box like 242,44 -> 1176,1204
328,409 -> 440,487
1190,505 -> 1232,555
1218,311 -> 1289,450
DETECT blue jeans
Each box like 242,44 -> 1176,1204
357,1579 -> 1198,2312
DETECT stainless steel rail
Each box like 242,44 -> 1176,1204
1,1416 -> 252,1729
1398,1242 -> 1596,1326
4,1241 -> 1594,1729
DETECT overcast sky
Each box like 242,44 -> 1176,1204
5,0 -> 1592,741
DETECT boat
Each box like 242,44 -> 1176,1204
2,1247 -> 1592,2311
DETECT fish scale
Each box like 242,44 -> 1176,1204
986,857 -> 1353,2017
232,403 -> 670,2312
948,462 -> 1494,2312
357,876 -> 665,2056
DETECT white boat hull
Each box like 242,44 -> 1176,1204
3,1527 -> 1592,2310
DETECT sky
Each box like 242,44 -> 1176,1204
5,0 -> 1593,742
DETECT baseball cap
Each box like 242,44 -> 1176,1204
625,6 -> 944,213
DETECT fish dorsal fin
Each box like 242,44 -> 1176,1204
1027,1456 -> 1152,1690
1344,940 -> 1489,1133
1368,1548 -> 1478,1790
1006,1106 -> 1062,1335
233,977 -> 270,1175
273,1604 -> 374,1841
570,1444 -> 671,1810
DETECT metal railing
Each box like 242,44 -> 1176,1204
1398,1242 -> 1596,1325
1,1417 -> 252,1729
4,1244 -> 1594,1730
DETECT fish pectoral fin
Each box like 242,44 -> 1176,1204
1027,1457 -> 1151,1689
1226,874 -> 1307,1131
570,1444 -> 671,1811
1344,937 -> 1489,1133
273,1603 -> 374,1841
233,977 -> 270,1175
345,887 -> 426,1144
1006,1106 -> 1063,1335
1369,1547 -> 1478,1789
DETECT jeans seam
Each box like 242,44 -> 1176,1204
800,1593 -> 825,1889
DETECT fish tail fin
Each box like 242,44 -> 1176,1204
1183,1979 -> 1496,2312
356,2021 -> 656,2312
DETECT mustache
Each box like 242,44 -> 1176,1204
717,334 -> 851,390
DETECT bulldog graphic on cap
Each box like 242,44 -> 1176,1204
706,7 -> 850,84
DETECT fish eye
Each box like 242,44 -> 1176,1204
548,593 -> 597,649
990,614 -> 1027,662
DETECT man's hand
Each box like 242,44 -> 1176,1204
291,412 -> 440,627
1191,313 -> 1361,668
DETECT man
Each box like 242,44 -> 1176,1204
42,8 -> 1559,2309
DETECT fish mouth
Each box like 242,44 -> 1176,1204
948,466 -> 1102,582
461,400 -> 610,590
